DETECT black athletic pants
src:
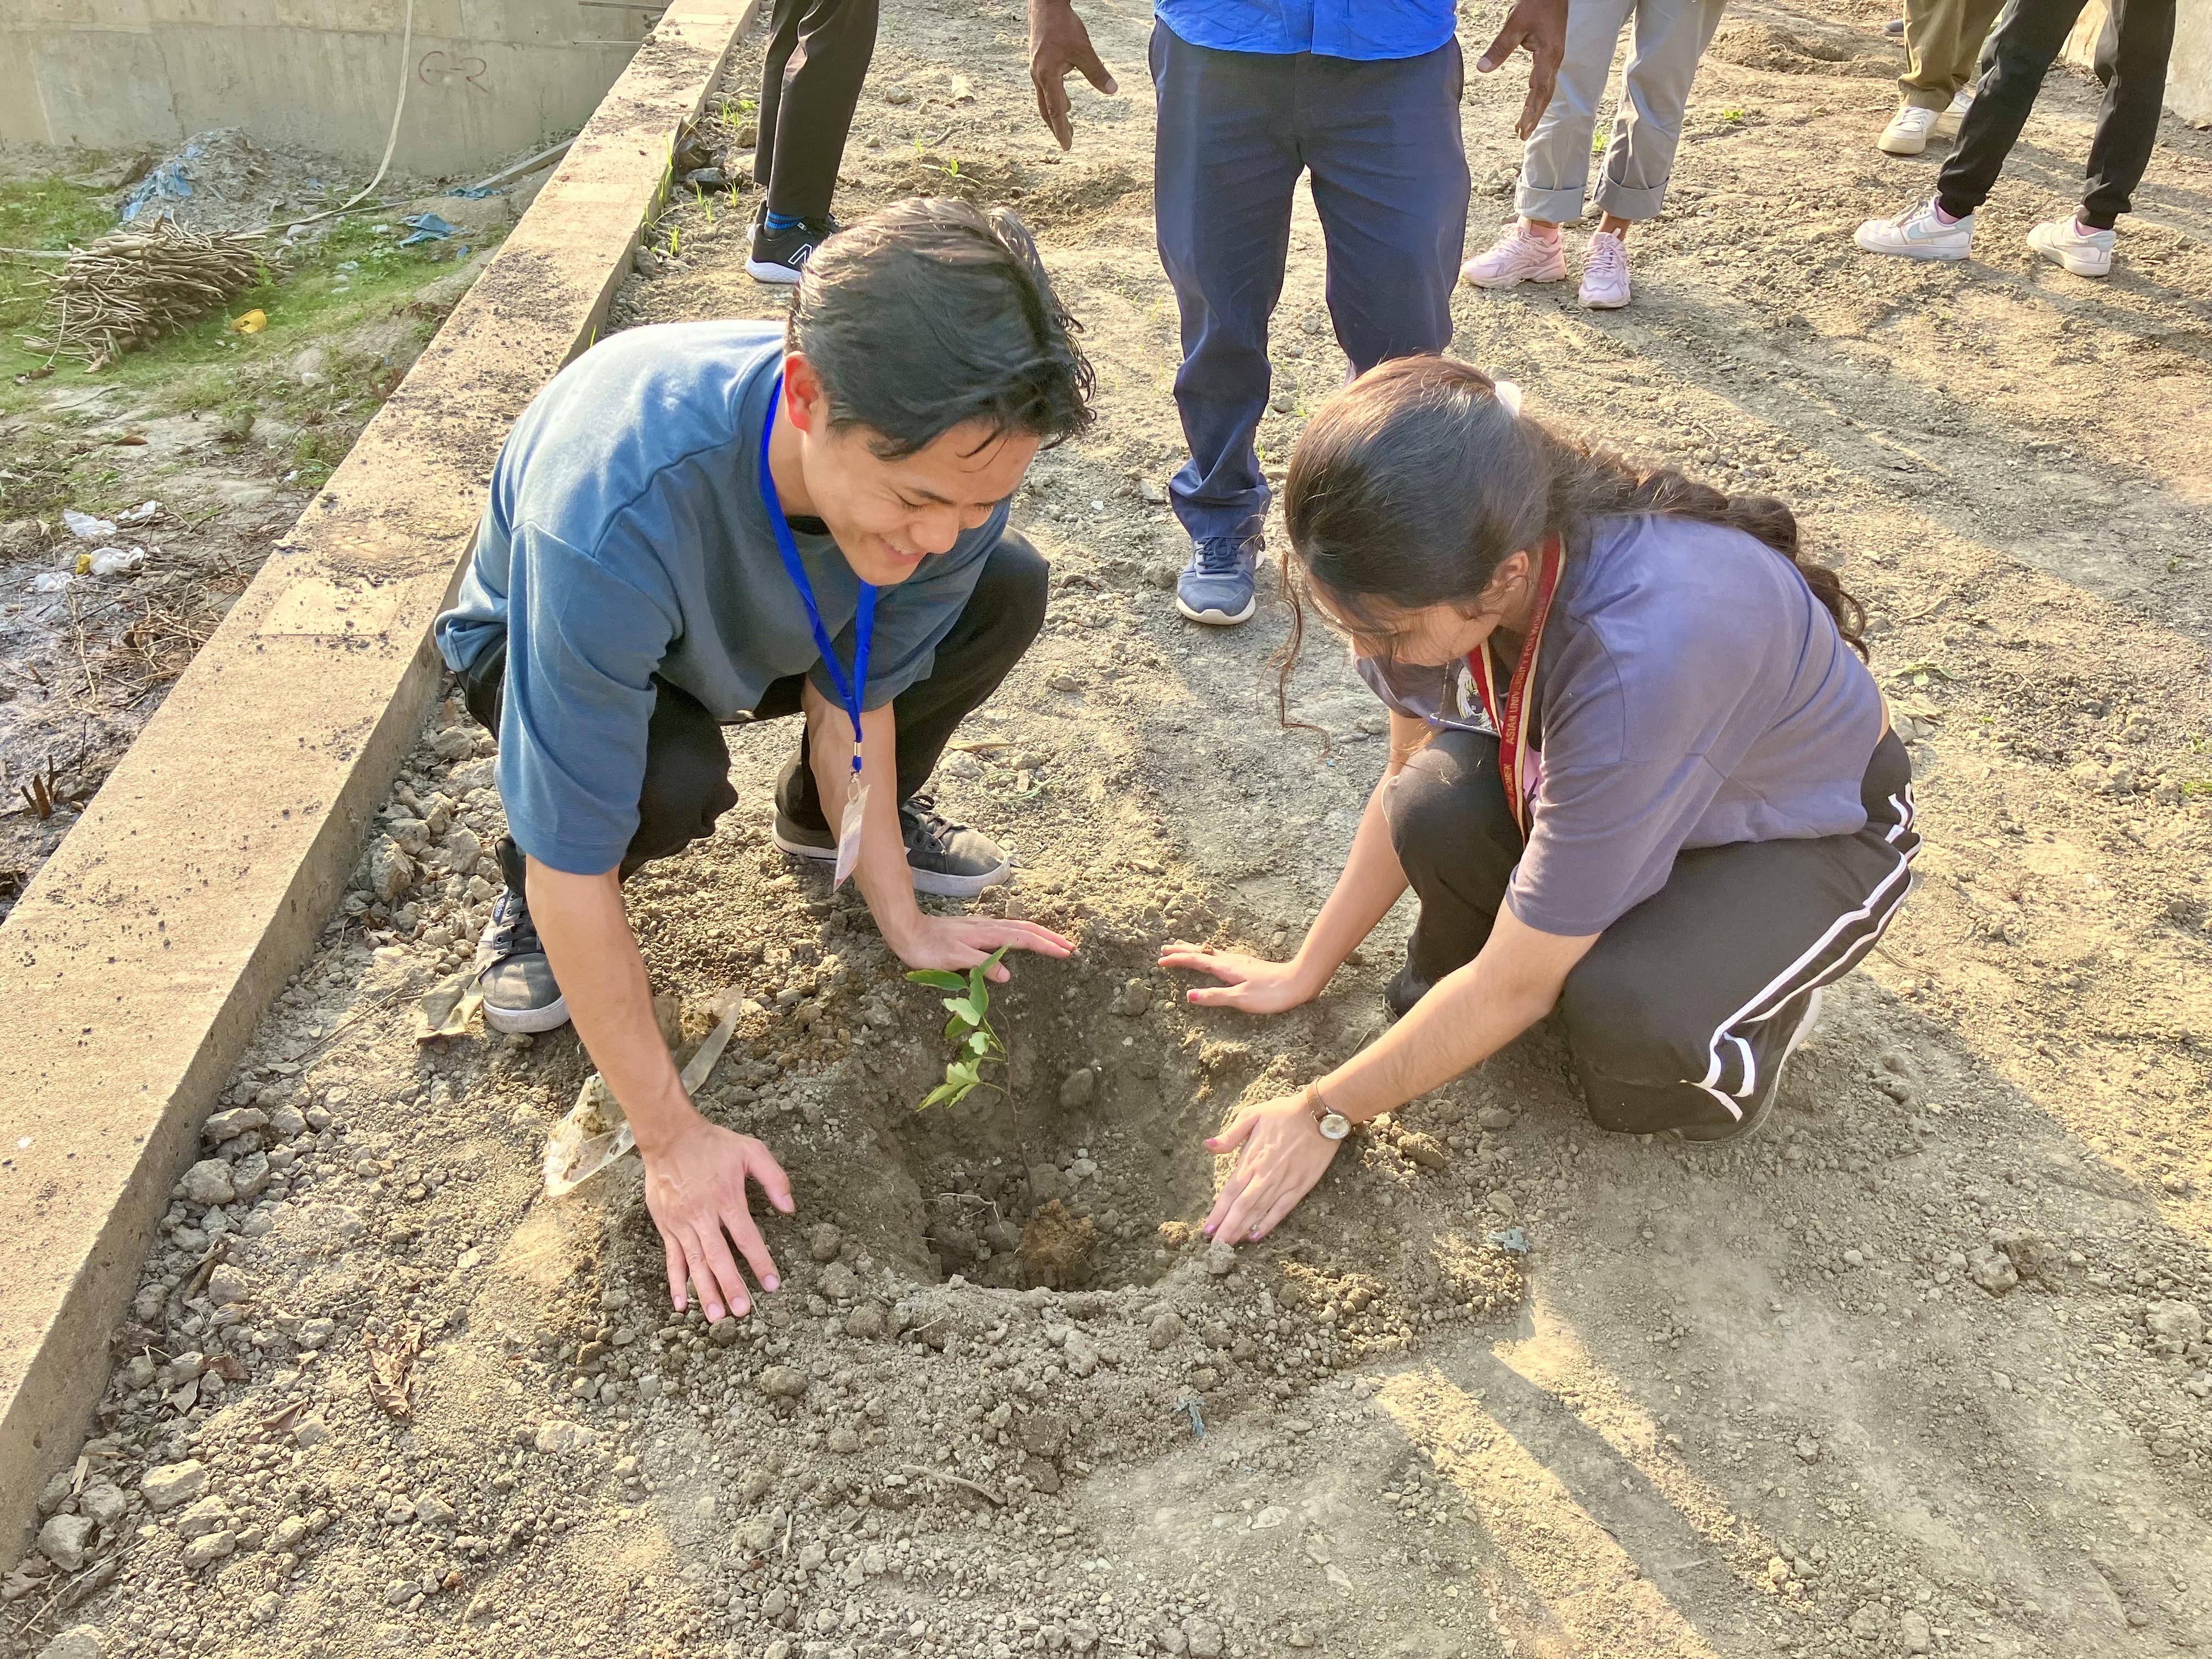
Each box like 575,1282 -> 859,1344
1939,0 -> 2175,229
459,532 -> 1047,894
755,0 -> 881,223
1384,729 -> 1921,1136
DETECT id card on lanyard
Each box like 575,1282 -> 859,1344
760,372 -> 877,887
1463,534 -> 1564,842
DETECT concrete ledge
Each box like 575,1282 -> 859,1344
0,0 -> 753,1562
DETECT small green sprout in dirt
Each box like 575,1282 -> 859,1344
1722,108 -> 1748,123
909,947 -> 1009,1110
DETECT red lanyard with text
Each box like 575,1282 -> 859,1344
1464,534 -> 1564,842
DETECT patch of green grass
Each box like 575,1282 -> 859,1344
0,176 -> 115,342
2,196 -> 476,515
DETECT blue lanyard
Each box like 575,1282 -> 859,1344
759,373 -> 875,772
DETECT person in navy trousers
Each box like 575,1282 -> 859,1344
1027,0 -> 1567,626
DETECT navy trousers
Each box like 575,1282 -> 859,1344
1150,23 -> 1470,549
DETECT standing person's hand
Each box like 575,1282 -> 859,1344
1476,0 -> 1570,139
1028,0 -> 1119,150
1201,1094 -> 1343,1243
1158,942 -> 1322,1015
640,1117 -> 794,1323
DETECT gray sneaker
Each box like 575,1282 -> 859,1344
772,794 -> 1011,896
475,886 -> 570,1034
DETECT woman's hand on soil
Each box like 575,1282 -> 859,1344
1158,943 -> 1317,1014
894,914 -> 1074,983
641,1117 -> 793,1323
1201,1095 -> 1340,1244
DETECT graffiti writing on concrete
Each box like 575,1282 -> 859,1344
417,50 -> 491,93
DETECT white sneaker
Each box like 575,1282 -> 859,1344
1855,199 -> 1973,261
1578,230 -> 1630,309
1936,87 -> 1974,138
1460,221 -> 1569,289
2027,216 -> 2115,276
1878,105 -> 1940,155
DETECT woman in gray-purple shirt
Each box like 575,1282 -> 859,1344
1160,354 -> 1920,1246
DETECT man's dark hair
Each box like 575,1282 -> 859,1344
786,197 -> 1095,459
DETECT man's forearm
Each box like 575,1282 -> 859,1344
525,859 -> 699,1151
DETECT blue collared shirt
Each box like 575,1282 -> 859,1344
1153,0 -> 1457,59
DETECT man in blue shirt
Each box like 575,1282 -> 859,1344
1028,0 -> 1567,625
433,200 -> 1093,1325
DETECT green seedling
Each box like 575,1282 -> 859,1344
1722,108 -> 1748,123
908,947 -> 1009,1110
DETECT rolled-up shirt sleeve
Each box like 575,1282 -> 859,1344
498,521 -> 681,876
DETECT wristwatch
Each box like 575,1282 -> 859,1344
1304,1085 -> 1352,1142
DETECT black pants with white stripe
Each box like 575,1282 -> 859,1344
1384,730 -> 1919,1135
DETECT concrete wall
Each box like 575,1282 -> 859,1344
0,1 -> 664,178
2067,0 -> 2210,126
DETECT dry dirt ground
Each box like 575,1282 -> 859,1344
11,1 -> 2212,1656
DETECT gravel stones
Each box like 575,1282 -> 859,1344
36,1513 -> 93,1571
202,1105 -> 267,1142
1900,1610 -> 1933,1654
809,1223 -> 844,1262
182,1530 -> 236,1569
759,1364 -> 810,1398
1183,1617 -> 1225,1658
1059,1066 -> 1096,1108
1113,979 -> 1153,1017
818,1260 -> 860,1300
1969,1248 -> 2019,1296
1147,1311 -> 1186,1351
35,1628 -> 103,1659
709,1316 -> 742,1347
827,1425 -> 862,1454
139,1459 -> 206,1511
533,1421 -> 595,1454
179,1159 -> 236,1206
2146,1300 -> 2205,1348
1203,1238 -> 1236,1276
1475,1106 -> 1517,1131
78,1483 -> 127,1526
206,1264 -> 251,1305
846,1302 -> 888,1339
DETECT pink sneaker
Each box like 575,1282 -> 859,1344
1578,230 -> 1631,309
1461,222 -> 1568,290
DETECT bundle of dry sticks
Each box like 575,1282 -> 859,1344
29,223 -> 266,369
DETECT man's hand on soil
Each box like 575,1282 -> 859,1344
1028,0 -> 1118,150
891,913 -> 1075,983
641,1117 -> 794,1323
1476,0 -> 1570,140
1202,1094 -> 1341,1244
1156,942 -> 1319,1014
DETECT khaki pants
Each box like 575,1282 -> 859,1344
1515,0 -> 1729,224
1901,0 -> 2008,107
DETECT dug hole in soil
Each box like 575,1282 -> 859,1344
13,1 -> 2212,1657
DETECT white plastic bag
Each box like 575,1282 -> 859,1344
543,997 -> 743,1198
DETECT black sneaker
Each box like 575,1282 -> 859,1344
772,795 -> 1012,896
747,212 -> 837,285
1671,985 -> 1825,1145
475,886 -> 569,1034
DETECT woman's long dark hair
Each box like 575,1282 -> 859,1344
1277,355 -> 1865,726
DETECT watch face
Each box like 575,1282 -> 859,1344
1318,1112 -> 1352,1142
